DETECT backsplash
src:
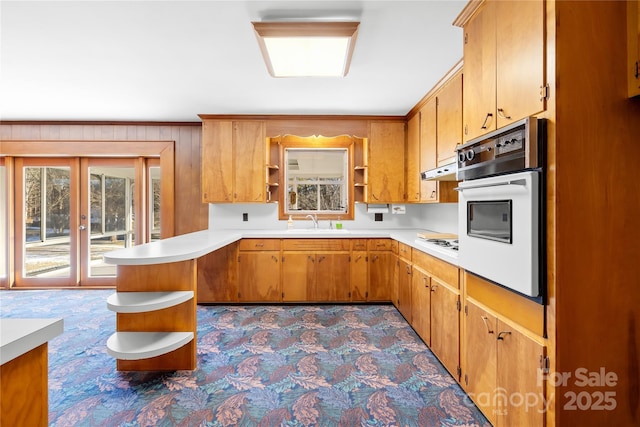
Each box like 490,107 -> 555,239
209,203 -> 458,234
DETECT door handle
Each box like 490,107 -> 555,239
79,225 -> 87,231
454,178 -> 527,192
497,331 -> 512,340
481,113 -> 493,129
481,315 -> 494,334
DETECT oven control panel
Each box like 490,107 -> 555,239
456,117 -> 542,181
457,128 -> 525,164
495,129 -> 525,156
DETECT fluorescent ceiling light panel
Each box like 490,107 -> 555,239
252,22 -> 359,77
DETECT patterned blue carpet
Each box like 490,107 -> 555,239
0,289 -> 489,426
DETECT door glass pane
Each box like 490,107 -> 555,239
149,166 -> 161,241
88,166 -> 135,277
24,167 -> 71,277
0,164 -> 6,283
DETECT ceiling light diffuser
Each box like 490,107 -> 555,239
252,22 -> 359,77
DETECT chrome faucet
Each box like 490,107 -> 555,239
305,214 -> 318,229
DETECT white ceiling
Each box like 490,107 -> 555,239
0,1 -> 465,122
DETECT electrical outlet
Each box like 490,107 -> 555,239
375,213 -> 383,221
242,213 -> 248,221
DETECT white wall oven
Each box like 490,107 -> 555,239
456,117 -> 545,301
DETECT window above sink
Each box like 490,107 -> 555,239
274,135 -> 357,221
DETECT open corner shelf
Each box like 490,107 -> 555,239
107,291 -> 194,313
106,331 -> 194,360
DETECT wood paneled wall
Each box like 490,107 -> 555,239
550,1 -> 640,425
0,122 -> 207,236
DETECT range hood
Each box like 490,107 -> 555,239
420,162 -> 457,181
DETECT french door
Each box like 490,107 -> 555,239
14,157 -> 158,287
0,158 -> 8,288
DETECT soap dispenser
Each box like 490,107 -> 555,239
287,215 -> 294,229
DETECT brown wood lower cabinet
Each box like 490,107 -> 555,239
281,252 -> 350,302
429,276 -> 460,379
464,298 -> 545,426
396,257 -> 412,321
411,265 -> 431,345
368,239 -> 396,301
411,250 -> 461,380
197,242 -> 238,302
350,250 -> 368,301
314,253 -> 351,301
197,237 -> 399,304
465,301 -> 499,424
237,239 -> 281,302
281,239 -> 351,302
281,252 -> 310,302
368,251 -> 394,301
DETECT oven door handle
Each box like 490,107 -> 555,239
454,178 -> 527,192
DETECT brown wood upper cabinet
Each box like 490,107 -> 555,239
201,120 -> 266,203
406,74 -> 459,204
405,114 -> 421,203
628,0 -> 640,97
437,72 -> 463,166
457,0 -> 545,142
368,121 -> 406,203
419,97 -> 438,203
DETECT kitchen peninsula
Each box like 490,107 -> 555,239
0,318 -> 64,426
103,228 -> 461,371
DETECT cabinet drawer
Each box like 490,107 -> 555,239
398,243 -> 412,261
368,239 -> 395,251
413,249 -> 459,287
282,239 -> 350,251
351,239 -> 368,251
239,239 -> 281,251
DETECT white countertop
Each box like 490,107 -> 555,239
104,228 -> 458,266
0,318 -> 64,365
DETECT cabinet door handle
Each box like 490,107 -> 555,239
255,243 -> 264,247
481,113 -> 493,129
431,284 -> 437,292
481,315 -> 494,334
308,255 -> 315,263
354,255 -> 362,262
497,108 -> 511,120
318,256 -> 325,263
271,255 -> 278,263
497,331 -> 512,340
423,277 -> 429,288
372,193 -> 379,200
372,255 -> 379,262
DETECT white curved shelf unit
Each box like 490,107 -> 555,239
107,291 -> 194,313
106,331 -> 194,360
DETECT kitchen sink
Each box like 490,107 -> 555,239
285,229 -> 350,234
